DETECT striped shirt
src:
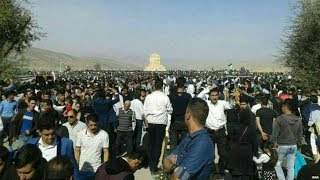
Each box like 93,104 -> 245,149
117,109 -> 135,131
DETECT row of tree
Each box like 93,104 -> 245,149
279,0 -> 320,92
0,0 -> 42,79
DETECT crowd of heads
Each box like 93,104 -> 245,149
0,69 -> 319,179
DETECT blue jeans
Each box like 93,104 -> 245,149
18,134 -> 29,149
275,145 -> 297,180
0,117 -> 13,146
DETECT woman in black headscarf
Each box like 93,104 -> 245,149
227,98 -> 258,180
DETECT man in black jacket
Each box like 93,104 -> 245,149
12,97 -> 39,149
95,151 -> 148,180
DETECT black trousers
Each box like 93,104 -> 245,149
148,123 -> 166,172
170,128 -> 188,151
207,126 -> 227,175
101,123 -> 116,158
114,130 -> 133,156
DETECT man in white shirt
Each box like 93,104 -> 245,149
75,114 -> 109,178
143,78 -> 173,175
198,87 -> 231,177
130,92 -> 147,151
113,88 -> 124,116
63,109 -> 86,149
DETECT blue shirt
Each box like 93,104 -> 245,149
20,111 -> 34,134
0,99 -> 17,118
168,129 -> 214,180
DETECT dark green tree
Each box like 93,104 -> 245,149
279,0 -> 320,92
0,0 -> 43,79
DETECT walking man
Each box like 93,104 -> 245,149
75,114 -> 109,178
0,90 -> 17,150
198,87 -> 231,177
270,99 -> 303,180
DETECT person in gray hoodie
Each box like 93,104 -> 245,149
270,99 -> 303,180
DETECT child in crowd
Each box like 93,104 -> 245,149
253,141 -> 278,180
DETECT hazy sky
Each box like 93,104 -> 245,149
31,0 -> 296,64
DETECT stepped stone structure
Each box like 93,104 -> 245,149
144,53 -> 166,71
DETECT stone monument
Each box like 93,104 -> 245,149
144,53 -> 166,71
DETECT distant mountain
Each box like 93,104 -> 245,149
22,48 -> 142,70
18,48 -> 287,72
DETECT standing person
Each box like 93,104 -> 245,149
122,86 -> 133,102
12,97 -> 39,148
17,88 -> 33,111
75,114 -> 109,178
2,79 -> 15,92
38,91 -> 51,112
52,89 -> 66,124
143,78 -> 173,175
40,99 -> 69,138
197,87 -> 231,177
40,99 -> 59,122
131,92 -> 146,151
0,90 -> 17,150
270,99 -> 303,180
251,94 -> 262,115
2,144 -> 47,180
62,109 -> 86,149
163,98 -> 214,179
92,88 -> 119,156
114,100 -> 136,156
297,140 -> 320,180
228,108 -> 258,180
112,88 -> 124,117
253,141 -> 278,180
307,95 -> 320,163
53,89 -> 65,109
0,146 -> 9,177
238,96 -> 257,129
270,89 -> 283,115
226,94 -> 241,136
27,116 -> 75,162
140,89 -> 147,104
45,156 -> 74,180
168,77 -> 192,150
78,98 -> 94,123
256,96 -> 278,144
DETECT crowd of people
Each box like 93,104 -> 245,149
0,69 -> 319,180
